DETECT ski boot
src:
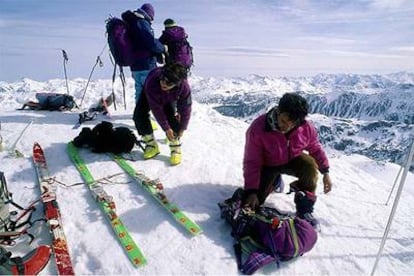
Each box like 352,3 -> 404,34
142,134 -> 159,159
294,190 -> 321,231
169,138 -> 181,166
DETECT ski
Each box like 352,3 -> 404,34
66,142 -> 146,267
32,142 -> 75,275
110,154 -> 203,236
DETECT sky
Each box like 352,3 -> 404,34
1,0 -> 414,82
0,77 -> 413,274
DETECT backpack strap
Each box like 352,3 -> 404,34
288,218 -> 300,258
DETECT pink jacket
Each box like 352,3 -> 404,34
243,114 -> 329,191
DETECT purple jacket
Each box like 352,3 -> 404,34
159,26 -> 187,44
121,10 -> 165,71
159,26 -> 192,67
144,67 -> 192,131
243,114 -> 329,191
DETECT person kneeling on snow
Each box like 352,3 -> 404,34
242,93 -> 333,228
133,62 -> 191,165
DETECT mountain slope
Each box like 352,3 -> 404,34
0,76 -> 413,275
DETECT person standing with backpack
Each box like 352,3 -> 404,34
159,18 -> 194,71
121,3 -> 166,102
242,93 -> 333,228
133,62 -> 191,166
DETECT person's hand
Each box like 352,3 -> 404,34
166,128 -> 176,141
323,173 -> 332,193
243,193 -> 259,211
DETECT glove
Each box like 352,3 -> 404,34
243,193 -> 259,211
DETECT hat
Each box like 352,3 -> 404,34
140,3 -> 154,21
163,18 -> 177,28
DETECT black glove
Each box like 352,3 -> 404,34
243,193 -> 260,211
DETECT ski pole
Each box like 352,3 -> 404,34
110,60 -> 118,111
62,49 -> 70,95
0,121 -> 3,152
79,43 -> 107,107
384,165 -> 403,205
79,56 -> 103,107
8,120 -> 33,157
371,140 -> 414,275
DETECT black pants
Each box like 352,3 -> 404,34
133,92 -> 180,136
257,153 -> 318,204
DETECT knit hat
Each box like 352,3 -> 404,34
164,18 -> 177,28
141,3 -> 154,21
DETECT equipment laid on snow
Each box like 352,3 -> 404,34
0,244 -> 51,275
67,142 -> 146,267
33,143 -> 75,275
218,188 -> 317,274
110,154 -> 203,235
0,172 -> 11,232
73,94 -> 114,129
0,172 -> 41,246
18,93 -> 77,111
73,121 -> 138,154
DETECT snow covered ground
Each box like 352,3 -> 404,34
0,76 -> 413,275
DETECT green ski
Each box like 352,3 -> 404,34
67,142 -> 146,267
110,154 -> 203,236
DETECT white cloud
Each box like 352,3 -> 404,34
369,0 -> 410,9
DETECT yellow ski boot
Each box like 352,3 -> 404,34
169,138 -> 182,166
142,134 -> 159,159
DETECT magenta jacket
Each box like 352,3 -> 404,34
243,114 -> 329,191
144,68 -> 192,131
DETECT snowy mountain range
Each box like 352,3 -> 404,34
190,72 -> 414,170
0,72 -> 413,275
1,71 -> 413,172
